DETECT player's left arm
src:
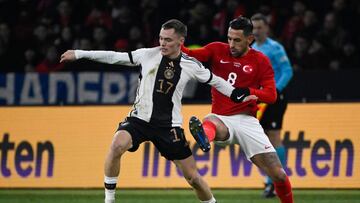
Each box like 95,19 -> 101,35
193,62 -> 255,103
192,62 -> 234,97
273,44 -> 293,92
249,57 -> 277,104
60,49 -> 148,66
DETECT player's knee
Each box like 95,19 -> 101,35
185,174 -> 202,189
110,132 -> 131,156
271,168 -> 287,182
204,116 -> 229,140
110,142 -> 126,156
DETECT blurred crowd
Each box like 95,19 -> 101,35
0,0 -> 359,73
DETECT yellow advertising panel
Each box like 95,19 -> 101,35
0,103 -> 359,188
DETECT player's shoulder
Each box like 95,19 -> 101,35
130,47 -> 161,64
181,52 -> 203,68
133,46 -> 160,56
203,42 -> 229,57
205,41 -> 228,49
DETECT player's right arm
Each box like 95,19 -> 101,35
60,49 -> 145,66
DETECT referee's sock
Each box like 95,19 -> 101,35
104,176 -> 117,203
203,120 -> 216,142
276,146 -> 286,168
274,175 -> 293,203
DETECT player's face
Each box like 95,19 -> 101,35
159,28 -> 184,59
227,28 -> 254,57
252,20 -> 268,42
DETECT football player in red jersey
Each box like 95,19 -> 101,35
182,16 -> 294,203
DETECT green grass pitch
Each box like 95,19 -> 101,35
1,189 -> 360,203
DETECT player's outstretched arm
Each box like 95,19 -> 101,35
60,49 -> 140,66
192,62 -> 258,103
60,50 -> 76,63
201,71 -> 257,103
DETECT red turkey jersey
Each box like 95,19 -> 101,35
182,42 -> 276,116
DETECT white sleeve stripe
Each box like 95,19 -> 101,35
181,54 -> 202,68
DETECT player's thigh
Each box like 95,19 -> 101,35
116,117 -> 150,152
204,114 -> 229,136
206,114 -> 240,146
229,114 -> 276,159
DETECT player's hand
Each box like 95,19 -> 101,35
60,50 -> 76,63
243,95 -> 258,102
230,87 -> 250,103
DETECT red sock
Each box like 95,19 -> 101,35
203,120 -> 216,142
274,176 -> 293,203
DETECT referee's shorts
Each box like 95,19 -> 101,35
260,91 -> 288,130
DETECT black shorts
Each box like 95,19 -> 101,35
116,117 -> 192,160
260,91 -> 288,130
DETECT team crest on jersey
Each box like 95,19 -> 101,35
242,65 -> 253,73
164,66 -> 175,79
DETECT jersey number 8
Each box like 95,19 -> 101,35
227,72 -> 237,85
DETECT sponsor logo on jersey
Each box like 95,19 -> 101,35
234,62 -> 241,67
265,145 -> 272,149
220,59 -> 231,64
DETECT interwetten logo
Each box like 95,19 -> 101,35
141,131 -> 354,178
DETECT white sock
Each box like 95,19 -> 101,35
104,195 -> 115,203
105,189 -> 115,202
200,195 -> 216,203
104,176 -> 118,201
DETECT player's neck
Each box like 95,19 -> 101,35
167,50 -> 181,60
239,48 -> 250,57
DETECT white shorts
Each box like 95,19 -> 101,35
209,113 -> 276,160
